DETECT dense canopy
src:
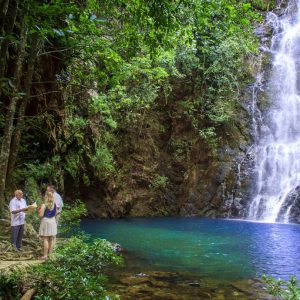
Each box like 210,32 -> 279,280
0,0 -> 275,215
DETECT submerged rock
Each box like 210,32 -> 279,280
188,281 -> 200,287
119,275 -> 151,286
109,269 -> 265,300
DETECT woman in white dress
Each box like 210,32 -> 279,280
38,191 -> 57,259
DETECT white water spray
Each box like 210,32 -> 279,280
248,0 -> 300,223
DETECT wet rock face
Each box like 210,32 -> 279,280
76,120 -> 252,219
71,94 -> 253,219
277,186 -> 300,223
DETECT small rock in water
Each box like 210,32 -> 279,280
188,282 -> 200,287
112,243 -> 123,253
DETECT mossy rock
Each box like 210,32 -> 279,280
250,0 -> 277,11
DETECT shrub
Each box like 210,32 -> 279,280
250,0 -> 277,10
0,235 -> 122,300
150,175 -> 169,190
263,275 -> 300,300
59,200 -> 87,235
32,235 -> 122,299
0,269 -> 24,300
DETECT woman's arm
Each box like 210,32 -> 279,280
38,204 -> 46,218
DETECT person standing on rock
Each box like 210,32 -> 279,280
38,191 -> 57,259
9,190 -> 28,251
46,185 -> 63,248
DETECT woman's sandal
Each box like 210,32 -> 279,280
40,256 -> 47,260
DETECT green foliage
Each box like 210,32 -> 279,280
150,175 -> 169,190
170,138 -> 189,162
26,211 -> 41,234
12,162 -> 52,185
59,200 -> 87,235
64,152 -> 82,179
0,269 -> 24,300
6,0 -> 267,196
12,155 -> 64,193
101,0 -> 194,54
263,275 -> 300,300
32,235 -> 122,299
198,127 -> 218,150
173,3 -> 259,149
0,236 -> 122,300
91,143 -> 115,179
250,0 -> 277,10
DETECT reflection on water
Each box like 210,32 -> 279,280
81,217 -> 300,281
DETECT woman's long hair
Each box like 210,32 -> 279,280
44,191 -> 55,210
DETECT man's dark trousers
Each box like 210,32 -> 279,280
11,225 -> 24,250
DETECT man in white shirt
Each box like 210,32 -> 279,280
9,190 -> 28,251
47,185 -> 63,222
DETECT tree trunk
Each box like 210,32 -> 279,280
0,10 -> 26,216
6,33 -> 40,190
0,0 -> 10,47
0,0 -> 19,78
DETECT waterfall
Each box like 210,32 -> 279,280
248,0 -> 300,223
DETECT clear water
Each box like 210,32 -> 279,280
81,217 -> 300,281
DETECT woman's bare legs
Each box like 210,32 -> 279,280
41,236 -> 55,259
42,236 -> 49,259
48,236 -> 54,255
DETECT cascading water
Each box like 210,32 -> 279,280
248,0 -> 300,223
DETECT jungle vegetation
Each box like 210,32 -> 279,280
0,1 -> 286,299
0,0 -> 275,214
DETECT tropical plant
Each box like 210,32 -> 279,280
150,175 -> 169,190
263,275 -> 300,300
0,235 -> 122,300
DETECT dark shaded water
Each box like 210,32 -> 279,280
81,217 -> 300,281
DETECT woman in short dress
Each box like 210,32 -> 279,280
38,191 -> 57,259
